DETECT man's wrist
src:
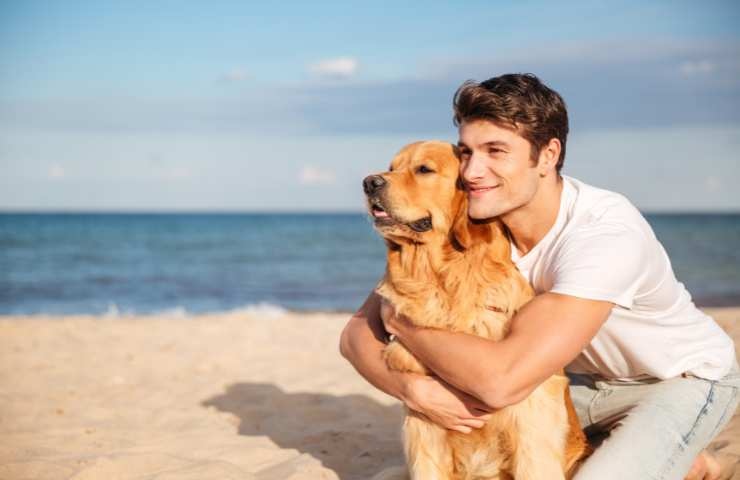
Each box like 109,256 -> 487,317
396,372 -> 425,412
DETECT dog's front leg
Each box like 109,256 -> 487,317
507,385 -> 570,480
404,411 -> 454,480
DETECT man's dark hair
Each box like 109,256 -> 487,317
452,73 -> 568,172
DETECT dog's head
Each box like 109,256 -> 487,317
363,140 -> 490,249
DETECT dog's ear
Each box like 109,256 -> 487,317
451,177 -> 505,252
450,181 -> 472,250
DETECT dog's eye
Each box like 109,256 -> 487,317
416,165 -> 434,174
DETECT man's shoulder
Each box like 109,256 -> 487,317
563,175 -> 645,229
545,178 -> 659,309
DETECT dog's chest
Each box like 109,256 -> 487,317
444,286 -> 512,341
379,245 -> 527,341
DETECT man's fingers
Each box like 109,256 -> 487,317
436,377 -> 494,415
460,418 -> 487,429
684,465 -> 706,480
685,451 -> 721,480
684,453 -> 707,480
703,451 -> 721,480
451,425 -> 472,434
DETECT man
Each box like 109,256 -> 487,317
340,73 -> 739,479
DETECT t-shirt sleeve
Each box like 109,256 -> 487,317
549,223 -> 648,309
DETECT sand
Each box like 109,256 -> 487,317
0,308 -> 738,480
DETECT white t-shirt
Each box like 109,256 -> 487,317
511,175 -> 736,381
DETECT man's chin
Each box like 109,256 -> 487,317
468,204 -> 505,220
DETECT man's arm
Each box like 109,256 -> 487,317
384,292 -> 614,409
339,291 -> 410,401
340,291 -> 494,433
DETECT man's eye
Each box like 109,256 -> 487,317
416,165 -> 434,174
488,148 -> 504,155
459,150 -> 471,159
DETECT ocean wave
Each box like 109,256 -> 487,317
0,302 -> 358,317
100,302 -> 289,318
227,302 -> 289,317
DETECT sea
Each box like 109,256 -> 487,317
1,212 -> 739,316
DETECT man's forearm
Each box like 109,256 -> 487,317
391,322 -> 515,408
339,293 -> 413,403
388,292 -> 613,409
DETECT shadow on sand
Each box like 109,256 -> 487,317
203,382 -> 406,479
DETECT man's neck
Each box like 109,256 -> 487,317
502,176 -> 564,257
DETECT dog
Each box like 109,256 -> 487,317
363,141 -> 589,479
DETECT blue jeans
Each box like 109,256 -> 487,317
568,362 -> 740,480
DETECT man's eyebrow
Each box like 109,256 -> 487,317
482,140 -> 510,148
456,140 -> 510,149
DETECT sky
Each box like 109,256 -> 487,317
1,0 -> 739,212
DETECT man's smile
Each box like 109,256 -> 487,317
467,184 -> 501,197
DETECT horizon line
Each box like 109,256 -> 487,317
2,208 -> 740,215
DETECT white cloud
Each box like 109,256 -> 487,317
308,57 -> 359,79
679,60 -> 715,77
423,39 -> 739,85
220,67 -> 250,82
48,164 -> 65,179
299,165 -> 336,185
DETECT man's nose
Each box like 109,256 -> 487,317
363,175 -> 387,195
461,153 -> 485,182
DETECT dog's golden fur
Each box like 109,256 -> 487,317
365,141 -> 589,480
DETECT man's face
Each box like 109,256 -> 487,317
458,119 -> 541,220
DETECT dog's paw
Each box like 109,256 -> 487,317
383,341 -> 428,374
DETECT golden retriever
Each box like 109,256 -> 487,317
363,141 -> 589,479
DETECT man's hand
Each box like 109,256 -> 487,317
403,374 -> 493,434
379,299 -> 493,433
684,450 -> 721,480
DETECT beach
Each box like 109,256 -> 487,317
1,308 -> 739,480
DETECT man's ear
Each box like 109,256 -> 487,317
537,138 -> 561,176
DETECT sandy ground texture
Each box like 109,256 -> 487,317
0,308 -> 738,480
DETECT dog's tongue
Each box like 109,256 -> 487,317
373,209 -> 389,218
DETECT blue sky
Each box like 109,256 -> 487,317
1,0 -> 739,211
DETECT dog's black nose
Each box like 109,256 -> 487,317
363,175 -> 387,195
